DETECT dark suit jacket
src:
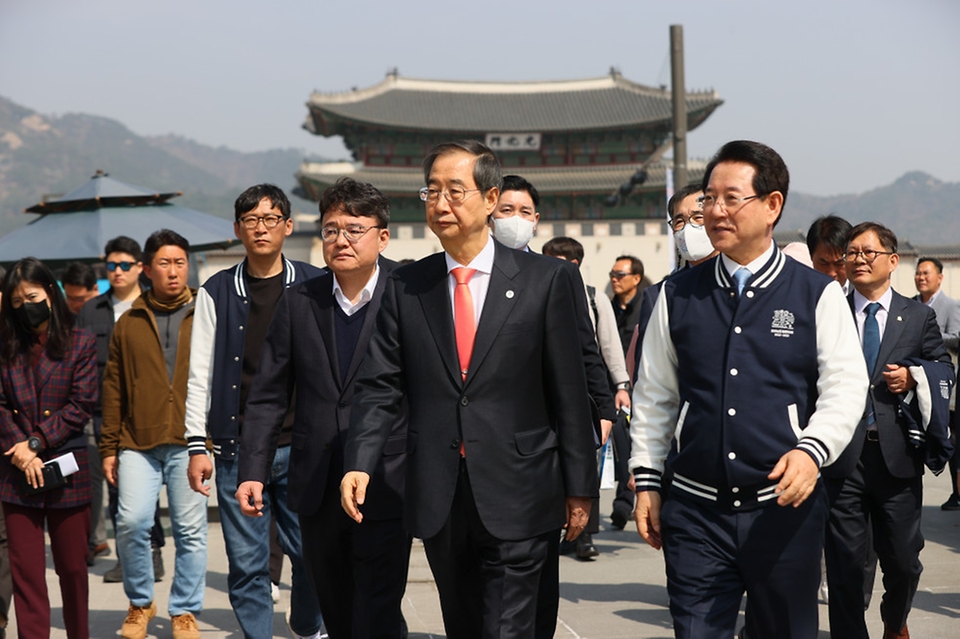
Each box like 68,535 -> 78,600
826,289 -> 951,479
345,242 -> 598,541
0,328 -> 97,508
239,258 -> 407,520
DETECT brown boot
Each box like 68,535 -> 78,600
882,624 -> 909,639
172,612 -> 201,639
120,602 -> 156,639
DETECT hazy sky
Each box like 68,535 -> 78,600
2,0 -> 957,196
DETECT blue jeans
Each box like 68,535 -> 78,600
216,445 -> 323,637
116,445 -> 207,615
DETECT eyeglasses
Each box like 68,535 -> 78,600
419,187 -> 482,204
238,214 -> 286,230
319,225 -> 378,243
670,212 -> 705,232
844,249 -> 894,263
701,193 -> 763,212
106,261 -> 136,272
609,270 -> 634,280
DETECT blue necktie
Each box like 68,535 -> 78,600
733,268 -> 751,295
863,302 -> 881,426
862,302 -> 881,375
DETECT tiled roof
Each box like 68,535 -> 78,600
305,72 -> 722,135
296,160 -> 707,198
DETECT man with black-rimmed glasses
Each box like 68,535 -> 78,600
185,184 -> 324,638
824,223 -> 952,639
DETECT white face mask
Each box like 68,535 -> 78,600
675,223 -> 715,263
492,216 -> 536,250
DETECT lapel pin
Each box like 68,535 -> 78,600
505,290 -> 515,299
897,316 -> 902,321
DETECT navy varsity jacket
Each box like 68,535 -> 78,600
185,257 -> 323,458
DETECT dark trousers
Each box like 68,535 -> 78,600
0,508 -> 10,628
662,487 -> 827,639
299,492 -> 411,639
423,461 -> 553,639
534,534 -> 560,639
611,415 -> 634,519
824,440 -> 923,638
269,515 -> 283,584
3,502 -> 90,639
947,411 -> 959,497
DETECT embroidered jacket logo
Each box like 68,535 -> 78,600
771,309 -> 795,337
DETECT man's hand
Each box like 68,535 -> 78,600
236,481 -> 265,517
564,496 -> 591,541
341,471 -> 370,523
187,454 -> 213,496
882,363 -> 916,395
634,491 -> 662,550
615,389 -> 631,412
768,449 -> 819,507
102,455 -> 118,487
600,419 -> 614,446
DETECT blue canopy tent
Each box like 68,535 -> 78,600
0,171 -> 237,265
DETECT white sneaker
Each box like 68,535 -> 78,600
272,582 -> 280,603
290,622 -> 327,639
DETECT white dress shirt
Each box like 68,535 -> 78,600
333,263 -> 380,316
444,234 -> 495,326
852,286 -> 893,348
720,241 -> 776,280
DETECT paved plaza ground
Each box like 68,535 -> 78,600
9,471 -> 960,637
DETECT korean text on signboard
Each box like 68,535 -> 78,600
485,133 -> 541,151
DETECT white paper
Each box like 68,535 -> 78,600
599,441 -> 616,490
45,452 -> 79,477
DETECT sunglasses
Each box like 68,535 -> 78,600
106,261 -> 137,272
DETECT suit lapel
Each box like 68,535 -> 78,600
306,272 -> 342,390
33,351 -> 57,394
466,244 -> 521,385
11,356 -> 39,426
416,254 -> 462,386
341,259 -> 391,388
874,291 -> 908,380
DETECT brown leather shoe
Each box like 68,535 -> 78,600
882,624 -> 909,639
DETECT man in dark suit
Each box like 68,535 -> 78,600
235,177 -> 409,639
913,256 -> 960,509
341,140 -> 598,638
824,222 -> 952,639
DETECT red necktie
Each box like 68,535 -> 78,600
452,267 -> 477,382
453,268 -> 476,458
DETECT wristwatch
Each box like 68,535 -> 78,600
616,382 -> 631,391
27,436 -> 42,453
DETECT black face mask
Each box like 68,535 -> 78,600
16,300 -> 51,331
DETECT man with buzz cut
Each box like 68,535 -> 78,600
101,229 -> 206,639
185,184 -> 324,639
630,140 -> 868,639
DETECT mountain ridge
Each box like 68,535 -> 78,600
1,95 -> 955,245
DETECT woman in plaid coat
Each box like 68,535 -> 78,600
0,257 -> 97,639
